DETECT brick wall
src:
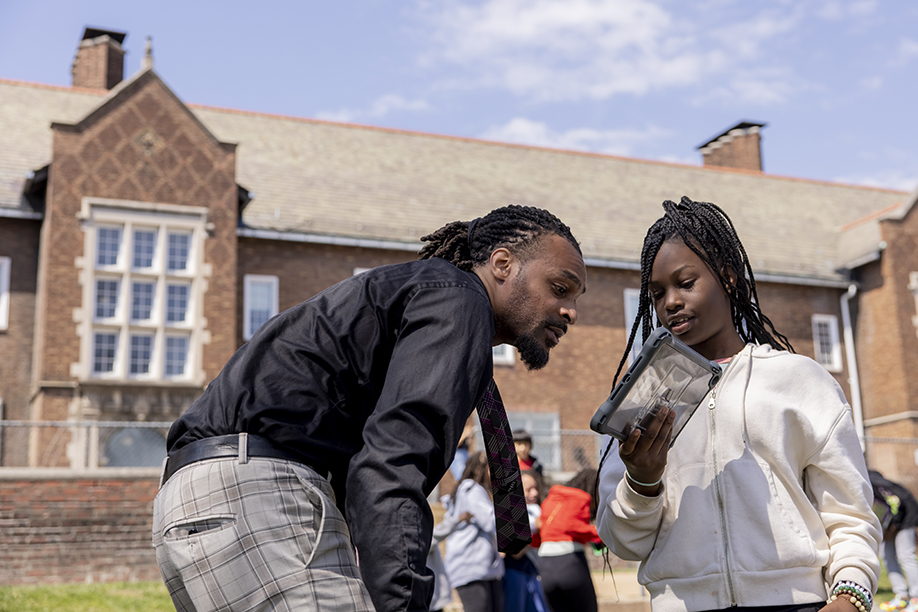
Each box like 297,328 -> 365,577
0,471 -> 161,585
0,218 -> 40,465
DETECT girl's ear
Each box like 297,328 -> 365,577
722,265 -> 739,287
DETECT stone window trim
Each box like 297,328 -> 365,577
73,197 -> 212,386
492,343 -> 515,366
811,313 -> 843,373
0,256 -> 10,331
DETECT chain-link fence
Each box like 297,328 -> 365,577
3,419 -> 912,489
0,419 -> 609,477
0,420 -> 172,469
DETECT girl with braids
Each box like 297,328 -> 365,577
437,451 -> 505,612
595,197 -> 881,612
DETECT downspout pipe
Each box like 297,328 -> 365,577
840,284 -> 865,451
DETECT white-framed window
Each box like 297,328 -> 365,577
92,331 -> 119,375
166,283 -> 190,324
166,231 -> 192,273
624,288 -> 644,364
75,198 -> 209,384
94,278 -> 121,320
505,411 -> 561,471
131,280 -> 156,322
812,314 -> 842,372
132,228 -> 157,270
0,256 -> 10,331
244,275 -> 279,340
96,226 -> 122,267
493,344 -> 515,366
128,333 -> 154,376
164,335 -> 190,377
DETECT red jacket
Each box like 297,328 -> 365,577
537,485 -> 601,546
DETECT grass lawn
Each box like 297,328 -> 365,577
0,581 -> 173,612
0,573 -> 897,611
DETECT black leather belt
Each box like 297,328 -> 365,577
161,434 -> 328,485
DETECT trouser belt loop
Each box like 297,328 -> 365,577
159,455 -> 169,489
238,432 -> 249,464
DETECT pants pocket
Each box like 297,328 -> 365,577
164,516 -> 236,539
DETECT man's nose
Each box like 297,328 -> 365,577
561,303 -> 578,325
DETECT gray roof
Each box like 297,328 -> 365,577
0,76 -> 910,284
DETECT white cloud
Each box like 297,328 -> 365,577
897,38 -> 918,64
479,117 -> 672,157
415,0 -> 806,103
693,70 -> 798,106
315,94 -> 430,123
858,76 -> 882,91
816,0 -> 877,20
833,171 -> 918,192
835,146 -> 918,191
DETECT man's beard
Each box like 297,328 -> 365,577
506,271 -> 552,370
515,331 -> 550,371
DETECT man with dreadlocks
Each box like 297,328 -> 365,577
595,197 -> 881,612
152,205 -> 586,612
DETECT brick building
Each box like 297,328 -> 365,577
1,27 -> 918,493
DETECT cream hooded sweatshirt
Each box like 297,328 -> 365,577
597,343 -> 881,612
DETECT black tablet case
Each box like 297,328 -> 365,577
590,327 -> 722,446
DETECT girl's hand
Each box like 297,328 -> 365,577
619,405 -> 674,496
823,595 -> 861,612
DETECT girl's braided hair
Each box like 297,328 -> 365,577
418,204 -> 581,270
613,196 -> 793,388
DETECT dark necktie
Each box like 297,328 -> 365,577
476,379 -> 532,555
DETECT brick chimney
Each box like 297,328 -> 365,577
697,121 -> 766,172
71,27 -> 127,90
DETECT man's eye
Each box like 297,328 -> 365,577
554,285 -> 567,296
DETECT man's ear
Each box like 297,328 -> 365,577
487,247 -> 516,282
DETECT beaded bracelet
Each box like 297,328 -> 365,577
625,470 -> 662,488
827,580 -> 872,612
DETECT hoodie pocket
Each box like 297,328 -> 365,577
642,463 -> 724,582
720,456 -> 817,572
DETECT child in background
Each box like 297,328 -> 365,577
503,469 -> 550,612
440,451 -> 504,612
538,468 -> 601,612
869,470 -> 918,611
596,197 -> 882,612
513,430 -> 544,476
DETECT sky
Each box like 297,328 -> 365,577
1,0 -> 916,192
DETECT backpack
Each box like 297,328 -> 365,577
873,485 -> 902,531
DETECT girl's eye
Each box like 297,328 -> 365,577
680,279 -> 695,290
650,291 -> 663,301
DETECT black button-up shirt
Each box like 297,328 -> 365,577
167,257 -> 495,611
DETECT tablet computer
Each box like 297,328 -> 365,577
590,327 -> 722,446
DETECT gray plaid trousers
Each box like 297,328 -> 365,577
152,456 -> 375,611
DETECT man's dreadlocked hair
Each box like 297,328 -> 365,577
613,195 -> 793,388
418,204 -> 580,270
